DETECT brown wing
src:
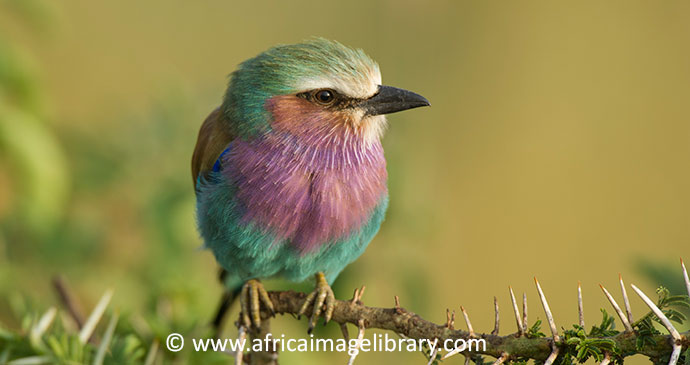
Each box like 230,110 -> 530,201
191,107 -> 235,186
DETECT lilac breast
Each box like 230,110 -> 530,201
223,131 -> 387,254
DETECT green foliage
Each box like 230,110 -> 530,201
100,335 -> 146,365
548,286 -> 689,365
0,292 -> 233,365
526,319 -> 546,339
511,287 -> 689,365
588,309 -> 620,338
468,355 -> 486,365
0,309 -> 140,364
562,324 -> 618,364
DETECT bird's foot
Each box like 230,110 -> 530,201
239,279 -> 275,328
298,272 -> 335,333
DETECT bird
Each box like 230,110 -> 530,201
192,38 -> 429,332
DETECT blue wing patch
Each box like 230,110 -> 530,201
196,146 -> 232,195
212,146 -> 232,172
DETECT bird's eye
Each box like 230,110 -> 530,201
314,89 -> 335,105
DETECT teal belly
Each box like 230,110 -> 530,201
196,176 -> 388,285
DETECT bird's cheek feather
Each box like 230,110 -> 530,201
265,95 -> 384,144
265,95 -> 335,135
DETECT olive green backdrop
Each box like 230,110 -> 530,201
1,1 -> 689,364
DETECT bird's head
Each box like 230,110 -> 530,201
221,38 -> 429,145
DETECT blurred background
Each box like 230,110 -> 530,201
1,0 -> 689,363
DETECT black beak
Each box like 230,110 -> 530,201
360,85 -> 430,116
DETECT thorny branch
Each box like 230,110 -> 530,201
233,260 -> 690,365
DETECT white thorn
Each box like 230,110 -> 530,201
492,352 -> 508,365
618,274 -> 634,325
509,287 -> 524,334
534,278 -> 559,341
460,306 -> 475,337
4,356 -> 52,364
544,347 -> 560,365
578,282 -> 584,328
30,307 -> 57,345
79,289 -> 114,344
600,352 -> 611,365
669,343 -> 682,365
442,345 -> 463,360
234,326 -> 246,365
522,293 -> 528,331
682,259 -> 690,299
94,311 -> 120,365
630,284 -> 681,340
347,319 -> 366,365
446,308 -> 456,330
599,284 -> 633,332
427,345 -> 439,365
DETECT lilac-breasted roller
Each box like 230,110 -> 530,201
192,39 -> 429,331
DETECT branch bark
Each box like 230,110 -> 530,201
238,290 -> 690,364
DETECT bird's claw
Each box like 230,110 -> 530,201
298,272 -> 335,333
239,279 -> 275,328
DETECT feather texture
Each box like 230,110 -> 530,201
194,39 -> 390,284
